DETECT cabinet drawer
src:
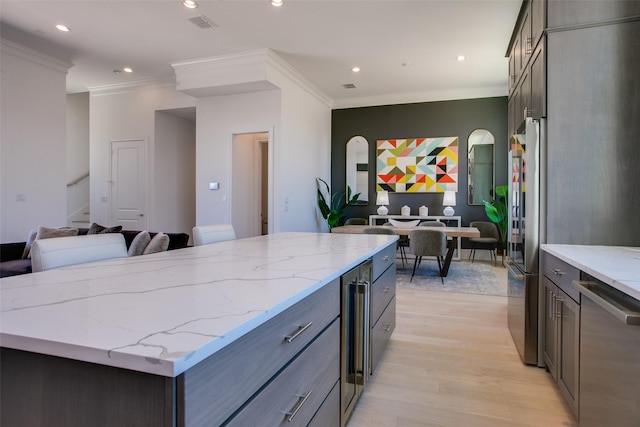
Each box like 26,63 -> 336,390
225,320 -> 340,427
371,296 -> 396,374
178,279 -> 340,427
542,252 -> 580,302
371,265 -> 396,327
307,380 -> 340,427
372,243 -> 396,280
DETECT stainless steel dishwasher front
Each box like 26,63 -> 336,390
577,274 -> 640,427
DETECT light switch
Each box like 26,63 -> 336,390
209,182 -> 219,190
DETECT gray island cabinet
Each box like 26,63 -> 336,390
0,232 -> 397,427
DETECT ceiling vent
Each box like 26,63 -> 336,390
342,83 -> 357,89
189,15 -> 217,29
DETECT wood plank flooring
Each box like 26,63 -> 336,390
347,266 -> 578,427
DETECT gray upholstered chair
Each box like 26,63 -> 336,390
363,226 -> 405,267
30,234 -> 127,272
409,228 -> 447,283
344,217 -> 368,225
418,221 -> 445,227
192,224 -> 237,246
469,221 -> 500,266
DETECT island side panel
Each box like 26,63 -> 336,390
0,348 -> 175,427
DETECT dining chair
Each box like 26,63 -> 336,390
363,226 -> 405,267
30,234 -> 127,272
468,221 -> 500,266
418,221 -> 445,227
344,217 -> 368,225
409,228 -> 447,283
192,224 -> 237,246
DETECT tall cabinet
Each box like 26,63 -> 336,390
506,0 -> 640,420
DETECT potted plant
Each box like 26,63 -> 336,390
316,177 -> 360,230
483,184 -> 509,252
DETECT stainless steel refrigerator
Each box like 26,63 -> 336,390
507,116 -> 542,366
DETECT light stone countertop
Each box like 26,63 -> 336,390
541,244 -> 640,301
0,232 -> 397,377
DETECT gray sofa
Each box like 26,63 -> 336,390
0,228 -> 189,278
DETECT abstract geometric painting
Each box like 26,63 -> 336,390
376,137 -> 459,193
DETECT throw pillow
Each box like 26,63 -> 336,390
88,223 -> 123,234
142,232 -> 170,255
21,229 -> 37,259
128,231 -> 151,257
26,226 -> 79,258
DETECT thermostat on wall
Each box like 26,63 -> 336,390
209,182 -> 219,190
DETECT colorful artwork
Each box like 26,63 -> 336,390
376,137 -> 458,193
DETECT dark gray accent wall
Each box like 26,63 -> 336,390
331,97 -> 508,228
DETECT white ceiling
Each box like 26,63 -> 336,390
0,0 -> 521,108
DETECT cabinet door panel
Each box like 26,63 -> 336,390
531,0 -> 545,47
372,244 -> 396,280
371,296 -> 396,373
519,4 -> 532,70
370,265 -> 396,327
530,41 -> 545,119
542,278 -> 557,379
558,289 -> 580,418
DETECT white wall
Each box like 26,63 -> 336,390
153,111 -> 196,236
66,92 -> 90,226
272,76 -> 332,232
0,40 -> 71,243
178,50 -> 333,233
195,91 -> 279,228
89,83 -> 196,232
66,92 -> 90,183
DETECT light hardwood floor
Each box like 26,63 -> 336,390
347,262 -> 578,427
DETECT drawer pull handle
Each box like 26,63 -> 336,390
383,255 -> 391,262
552,269 -> 565,276
383,322 -> 392,332
383,287 -> 391,293
285,322 -> 313,343
286,390 -> 312,422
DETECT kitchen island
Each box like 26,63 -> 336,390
0,232 -> 397,426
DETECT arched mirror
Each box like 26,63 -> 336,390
467,129 -> 495,205
346,135 -> 369,205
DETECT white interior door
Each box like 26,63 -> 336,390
110,139 -> 147,230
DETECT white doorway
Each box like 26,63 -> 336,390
232,132 -> 269,238
110,138 -> 148,230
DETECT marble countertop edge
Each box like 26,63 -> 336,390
541,244 -> 640,301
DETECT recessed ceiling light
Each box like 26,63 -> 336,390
351,67 -> 361,73
55,24 -> 70,32
123,67 -> 133,73
183,0 -> 198,8
456,55 -> 467,62
270,0 -> 284,7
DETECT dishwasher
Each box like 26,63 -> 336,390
577,273 -> 640,427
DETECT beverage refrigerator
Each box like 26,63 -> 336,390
507,116 -> 542,366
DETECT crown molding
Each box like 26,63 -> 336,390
0,38 -> 73,74
172,48 -> 332,107
88,77 -> 177,96
332,85 -> 508,110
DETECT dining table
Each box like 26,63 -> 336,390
331,224 -> 480,276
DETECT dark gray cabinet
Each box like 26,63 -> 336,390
369,243 -> 397,374
542,252 -> 580,419
507,0 -> 547,124
529,41 -> 545,119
